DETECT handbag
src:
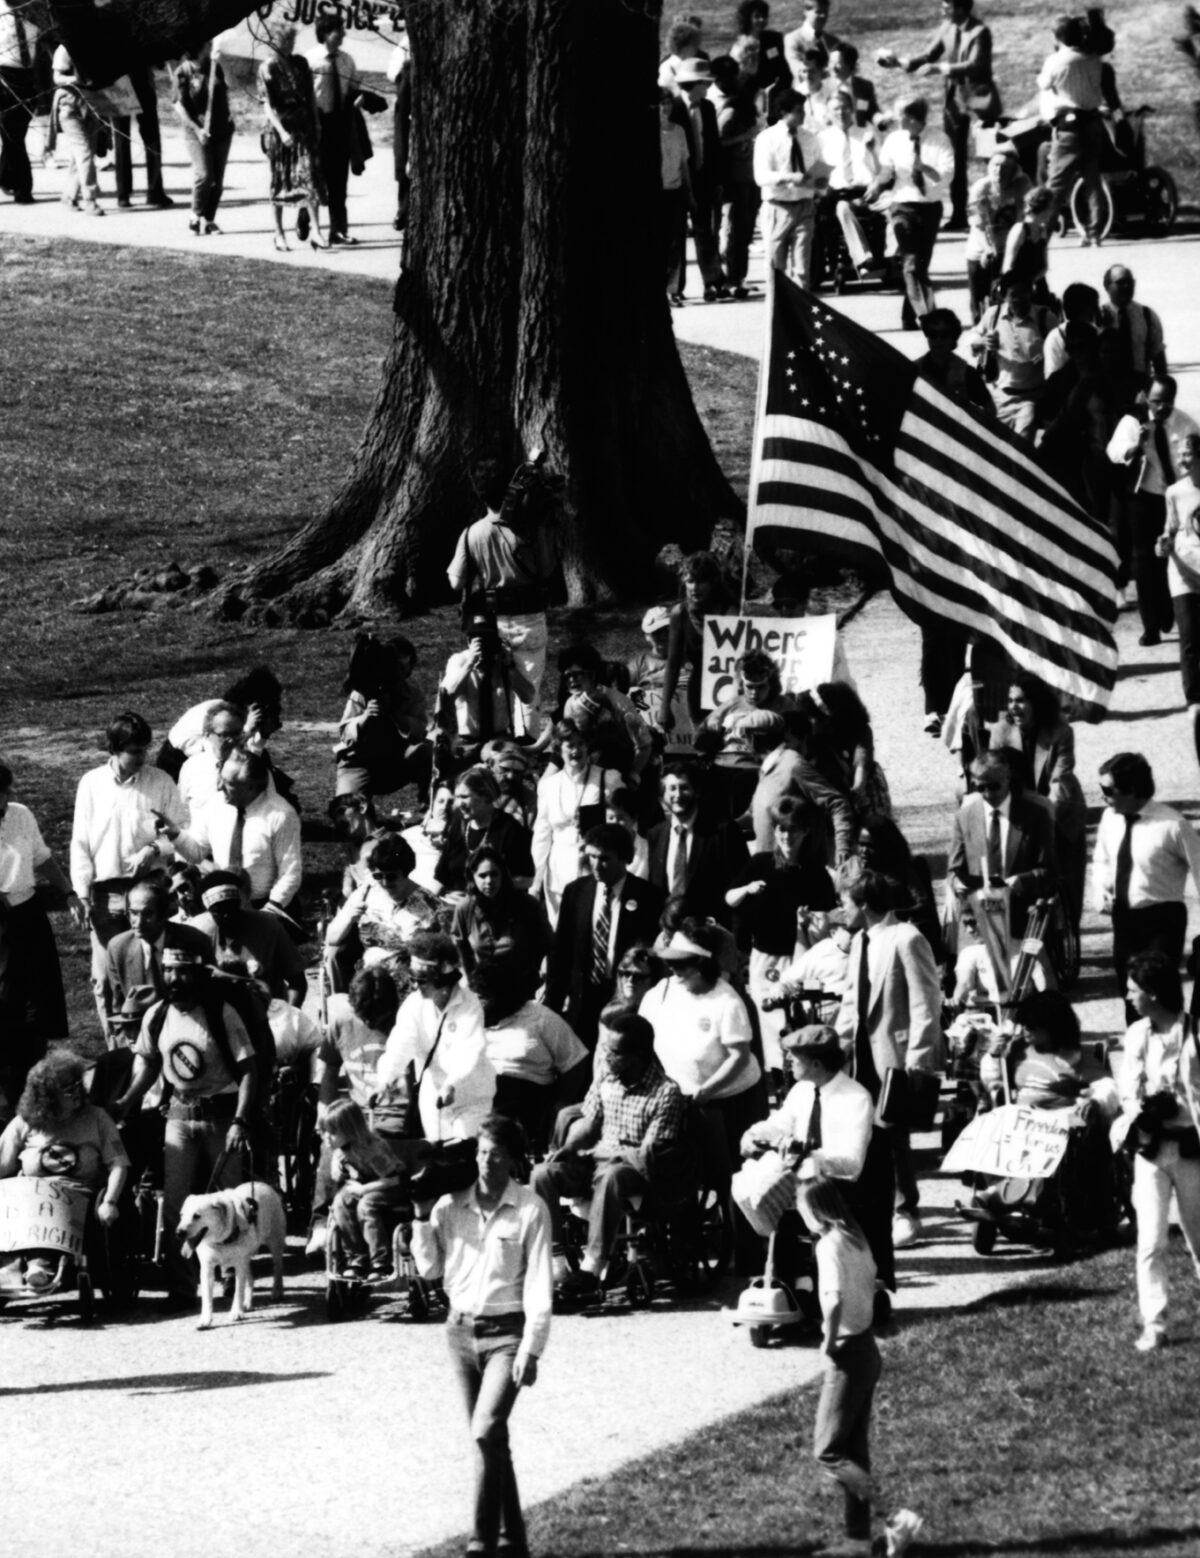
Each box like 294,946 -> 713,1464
731,1150 -> 797,1237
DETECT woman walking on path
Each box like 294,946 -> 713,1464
798,1176 -> 923,1558
412,1114 -> 553,1558
173,41 -> 235,236
259,22 -> 326,251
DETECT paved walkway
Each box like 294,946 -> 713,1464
6,130 -> 1200,1558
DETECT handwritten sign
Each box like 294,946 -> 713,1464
941,1104 -> 1072,1182
218,0 -> 406,72
699,615 -> 841,712
0,1179 -> 90,1258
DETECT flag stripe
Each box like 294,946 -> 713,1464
760,418 -> 1116,640
756,434 -> 1118,696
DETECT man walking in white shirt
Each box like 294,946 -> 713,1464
865,95 -> 952,328
753,86 -> 829,285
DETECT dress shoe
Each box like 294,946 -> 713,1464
205,221 -> 221,234
732,284 -> 750,299
12,193 -> 34,204
117,196 -> 132,208
146,193 -> 175,208
188,216 -> 202,235
1138,631 -> 1161,647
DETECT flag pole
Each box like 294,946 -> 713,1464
740,265 -> 777,616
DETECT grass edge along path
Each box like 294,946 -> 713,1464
416,1242 -> 1200,1558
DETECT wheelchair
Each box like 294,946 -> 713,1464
324,1209 -> 443,1323
0,1179 -> 141,1323
270,1064 -> 320,1232
810,191 -> 890,295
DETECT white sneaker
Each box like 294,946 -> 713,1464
886,1509 -> 924,1556
893,1212 -> 923,1248
305,1224 -> 328,1258
1134,1326 -> 1167,1353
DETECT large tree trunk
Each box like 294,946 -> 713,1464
51,0 -> 743,618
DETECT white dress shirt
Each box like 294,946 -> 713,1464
412,1180 -> 553,1363
1092,799 -> 1200,912
751,1068 -> 873,1180
0,802 -> 51,906
177,790 -> 302,907
70,762 -> 185,898
820,124 -> 880,190
878,125 -> 953,205
305,45 -> 360,114
380,981 -> 496,1140
1106,408 -> 1200,499
754,119 -> 825,202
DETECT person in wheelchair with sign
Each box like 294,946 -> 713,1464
0,1051 -> 131,1307
530,1006 -> 690,1304
961,990 -> 1120,1256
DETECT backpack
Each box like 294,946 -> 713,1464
145,972 -> 277,1113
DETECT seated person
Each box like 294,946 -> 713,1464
0,1051 -> 130,1290
627,605 -> 677,730
779,907 -> 855,997
435,617 -> 536,756
323,1098 -> 408,1278
481,738 -> 538,829
550,641 -> 653,779
947,749 -> 1057,936
817,86 -> 884,278
334,632 -> 433,805
471,958 -> 590,1152
192,870 -> 306,1005
1009,989 -> 1091,1110
700,648 -> 793,757
740,1022 -> 872,1183
530,1006 -> 688,1298
325,832 -> 444,988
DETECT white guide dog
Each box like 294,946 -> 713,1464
177,1181 -> 287,1329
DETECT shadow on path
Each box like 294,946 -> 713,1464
0,1368 -> 330,1398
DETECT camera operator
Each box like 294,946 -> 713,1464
436,617 -> 537,757
1118,951 -> 1200,1353
334,632 -> 433,805
446,453 -> 564,741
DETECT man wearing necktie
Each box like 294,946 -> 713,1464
947,751 -> 1057,937
307,16 -> 361,244
1094,753 -> 1200,1020
752,86 -> 827,285
103,879 -> 212,1033
835,872 -> 943,1322
0,0 -> 39,203
1110,375 -> 1200,647
818,89 -> 883,277
864,96 -> 953,330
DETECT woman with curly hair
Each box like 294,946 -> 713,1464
0,1051 -> 129,1290
258,21 -> 326,251
325,832 -> 443,988
451,844 -> 550,984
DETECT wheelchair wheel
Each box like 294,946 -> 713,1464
689,1184 -> 732,1289
78,1269 -> 96,1324
1140,166 -> 1177,235
1045,902 -> 1081,991
1069,175 -> 1114,239
972,1219 -> 998,1255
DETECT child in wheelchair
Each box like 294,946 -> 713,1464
323,1099 -> 409,1279
0,1051 -> 129,1291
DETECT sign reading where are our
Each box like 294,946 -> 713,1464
0,1178 -> 90,1259
699,613 -> 843,712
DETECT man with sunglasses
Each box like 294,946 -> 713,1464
377,931 -> 495,1144
1093,753 -> 1200,1011
947,749 -> 1057,933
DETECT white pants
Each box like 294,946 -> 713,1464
1131,1139 -> 1200,1332
834,198 -> 872,269
496,613 -> 547,739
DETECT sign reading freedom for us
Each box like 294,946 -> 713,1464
0,1178 -> 90,1258
941,1103 -> 1073,1181
699,614 -> 840,711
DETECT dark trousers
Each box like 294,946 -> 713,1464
945,110 -> 970,227
114,66 -> 165,203
446,1312 -> 527,1555
688,178 -> 725,289
1175,591 -> 1200,708
318,109 -> 352,235
966,255 -> 997,324
720,182 -> 760,285
1113,900 -> 1187,1021
844,1126 -> 896,1290
813,1329 -> 882,1541
1128,493 -> 1173,638
920,626 -> 967,717
891,201 -> 942,324
892,1127 -> 919,1215
182,126 -> 232,222
1046,115 -> 1105,239
663,186 -> 687,296
0,66 -> 35,199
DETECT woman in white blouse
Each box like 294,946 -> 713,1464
0,763 -> 81,1072
530,719 -> 622,926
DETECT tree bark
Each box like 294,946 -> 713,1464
51,0 -> 744,619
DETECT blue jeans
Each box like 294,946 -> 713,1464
813,1329 -> 882,1541
446,1312 -> 527,1555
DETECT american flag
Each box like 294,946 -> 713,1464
747,275 -> 1121,714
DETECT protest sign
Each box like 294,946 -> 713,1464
0,1179 -> 90,1259
699,614 -> 841,712
941,1103 -> 1072,1181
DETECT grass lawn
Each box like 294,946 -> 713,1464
0,233 -> 758,1038
417,1242 -> 1200,1558
688,0 -> 1200,207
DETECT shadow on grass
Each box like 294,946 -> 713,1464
0,1368 -> 329,1397
488,1534 -> 1200,1558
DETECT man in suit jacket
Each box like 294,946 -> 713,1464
648,763 -> 750,928
948,750 -> 1058,932
544,824 -> 664,1048
835,869 -> 943,1315
676,59 -> 728,300
104,879 -> 212,1028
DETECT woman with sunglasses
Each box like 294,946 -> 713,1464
325,832 -> 443,987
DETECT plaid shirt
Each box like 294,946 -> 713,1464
582,1057 -> 685,1156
